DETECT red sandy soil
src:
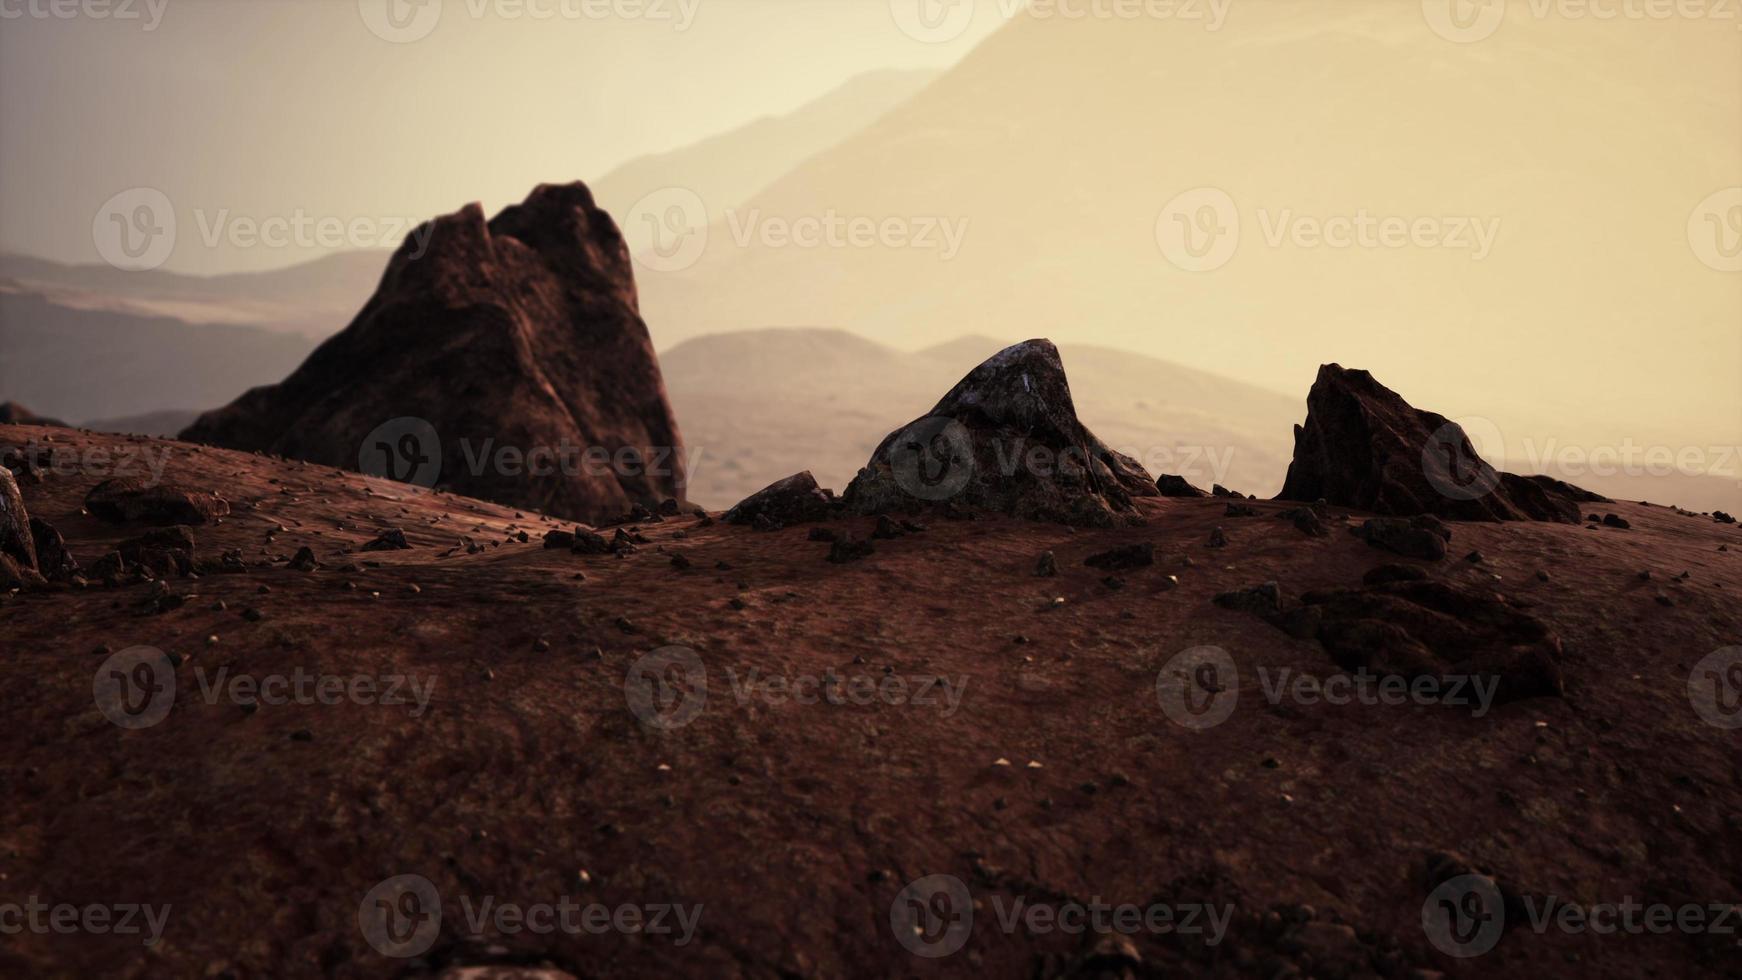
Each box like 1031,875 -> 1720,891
2,425 -> 1739,979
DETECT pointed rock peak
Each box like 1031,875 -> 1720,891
724,471 -> 838,529
1278,364 -> 1601,523
843,339 -> 1157,526
181,179 -> 685,524
930,338 -> 1080,437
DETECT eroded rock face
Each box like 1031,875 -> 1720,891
0,466 -> 37,571
724,471 -> 836,529
843,340 -> 1156,526
181,182 -> 687,525
1278,364 -> 1596,523
1293,579 -> 1564,703
85,478 -> 229,526
29,517 -> 79,581
1155,474 -> 1208,498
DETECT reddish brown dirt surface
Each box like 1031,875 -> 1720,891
3,425 -> 1739,979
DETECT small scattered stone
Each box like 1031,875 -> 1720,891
1207,527 -> 1228,549
1035,551 -> 1059,577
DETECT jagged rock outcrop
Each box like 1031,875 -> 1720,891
1278,364 -> 1599,523
85,478 -> 229,525
180,182 -> 687,525
0,467 -> 48,589
1282,579 -> 1564,703
842,339 -> 1157,526
1,466 -> 37,571
724,471 -> 837,529
1155,474 -> 1209,498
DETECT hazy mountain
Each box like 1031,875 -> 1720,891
592,69 -> 937,255
0,251 -> 388,338
0,286 -> 315,422
635,3 -> 1742,462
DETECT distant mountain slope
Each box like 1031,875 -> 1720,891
593,69 -> 936,255
634,3 -> 1741,458
0,251 -> 388,338
0,286 -> 315,422
662,327 -> 1302,508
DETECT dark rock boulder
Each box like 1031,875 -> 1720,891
842,340 -> 1156,526
180,182 -> 688,525
1083,542 -> 1155,571
0,466 -> 36,572
85,478 -> 229,525
29,518 -> 79,581
117,526 -> 197,579
1278,364 -> 1593,523
1155,474 -> 1208,498
1297,579 -> 1563,702
360,528 -> 411,552
1355,516 -> 1451,562
724,471 -> 836,529
827,537 -> 874,564
1214,582 -> 1283,616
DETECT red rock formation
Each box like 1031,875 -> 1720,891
844,339 -> 1156,525
1278,364 -> 1600,523
181,182 -> 686,524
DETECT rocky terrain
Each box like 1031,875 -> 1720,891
4,332 -> 1739,976
179,184 -> 688,525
